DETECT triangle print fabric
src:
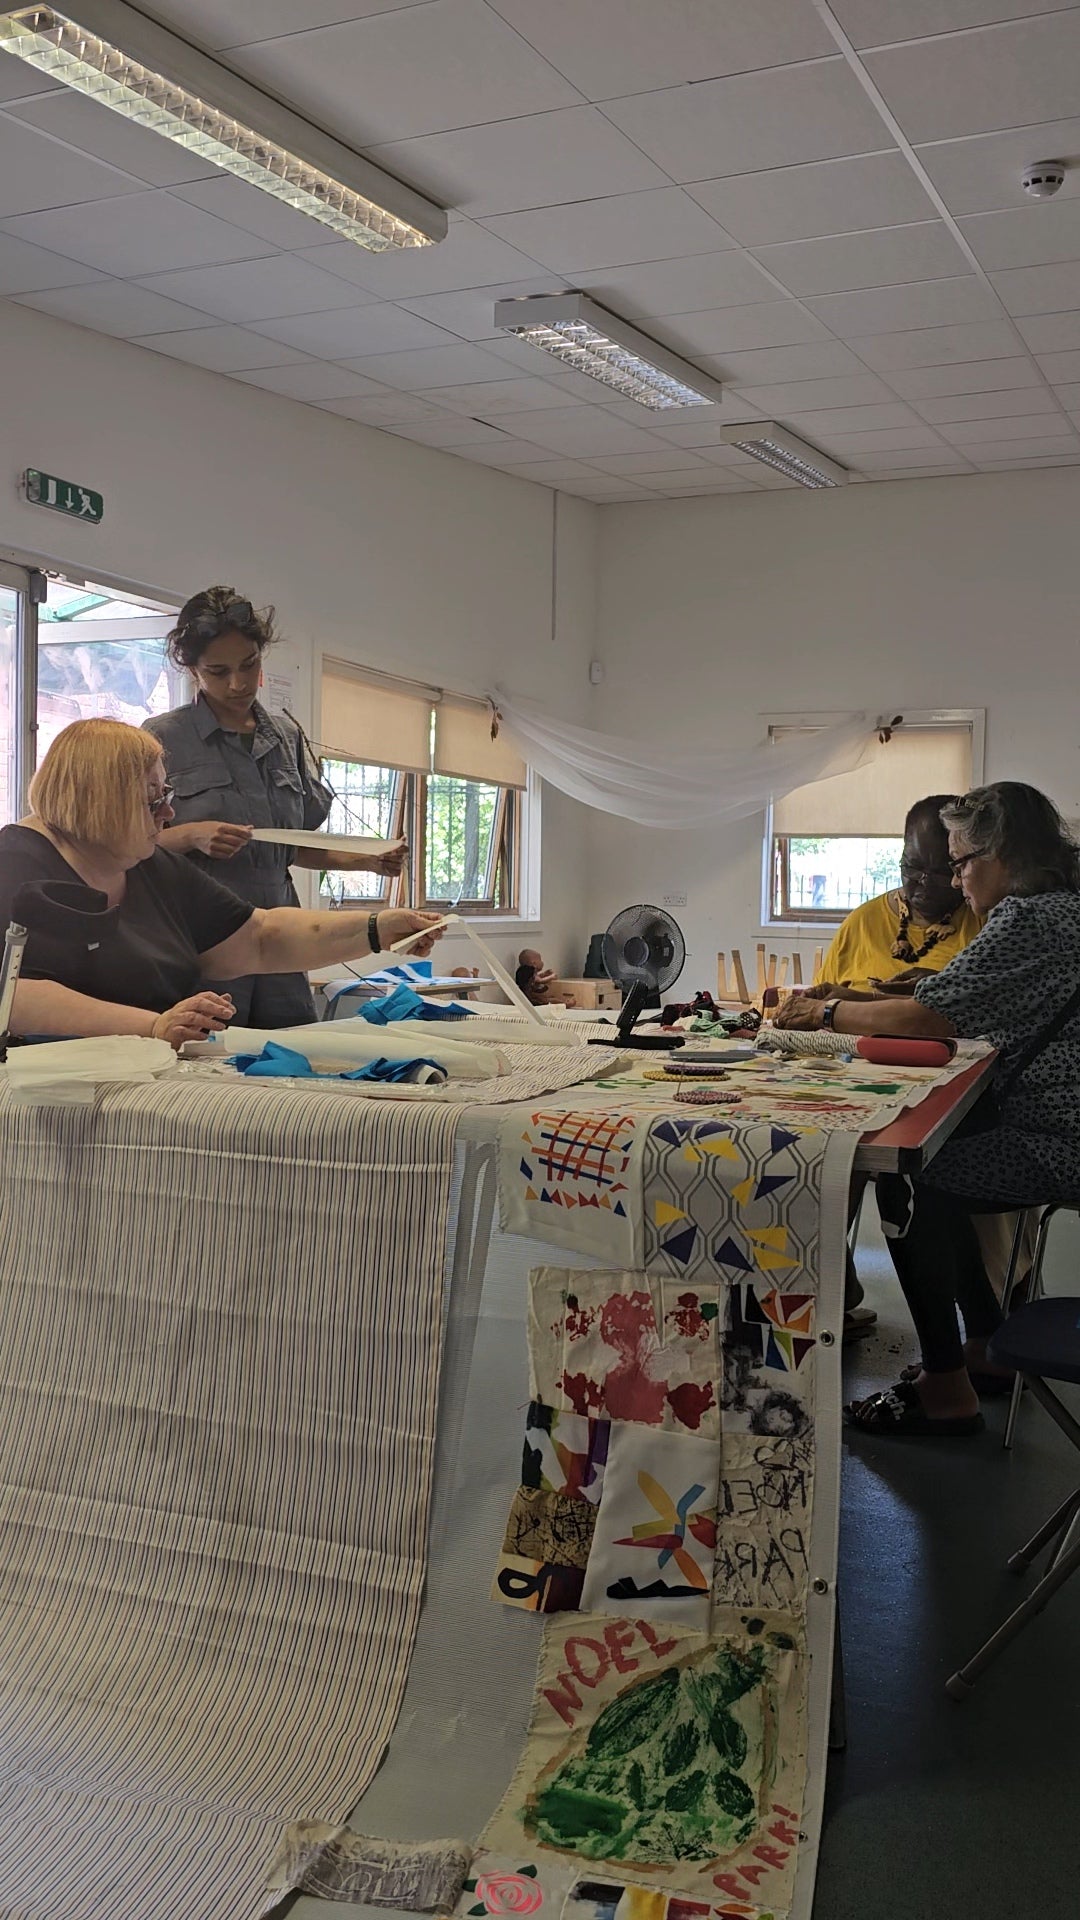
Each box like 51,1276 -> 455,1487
528,1269 -> 722,1438
500,1110 -> 644,1265
642,1117 -> 828,1295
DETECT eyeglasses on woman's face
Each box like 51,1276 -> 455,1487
948,848 -> 985,879
147,783 -> 175,818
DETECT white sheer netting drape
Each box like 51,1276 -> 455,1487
489,690 -> 876,830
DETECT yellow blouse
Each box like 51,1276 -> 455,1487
818,891 -> 983,992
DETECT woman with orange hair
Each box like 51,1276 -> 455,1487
0,719 -> 440,1049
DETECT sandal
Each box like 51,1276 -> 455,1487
845,1378 -> 984,1437
898,1359 -> 1015,1399
843,1305 -> 878,1345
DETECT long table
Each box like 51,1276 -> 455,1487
302,1053 -> 995,1920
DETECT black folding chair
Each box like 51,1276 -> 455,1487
947,1293 -> 1080,1699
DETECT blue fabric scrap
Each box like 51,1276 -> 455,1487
233,1042 -> 447,1084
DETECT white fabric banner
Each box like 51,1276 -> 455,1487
489,691 -> 875,830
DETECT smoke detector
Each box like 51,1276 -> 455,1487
1022,161 -> 1066,200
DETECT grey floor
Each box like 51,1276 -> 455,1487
817,1207 -> 1080,1919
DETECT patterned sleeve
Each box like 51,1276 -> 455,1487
913,896 -> 1046,1038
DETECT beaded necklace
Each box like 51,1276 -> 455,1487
890,890 -> 956,964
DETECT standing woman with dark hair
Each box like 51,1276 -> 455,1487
145,586 -> 405,1027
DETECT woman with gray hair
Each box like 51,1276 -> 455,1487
776,781 -> 1080,1436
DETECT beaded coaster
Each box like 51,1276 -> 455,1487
673,1087 -> 742,1105
663,1061 -> 731,1078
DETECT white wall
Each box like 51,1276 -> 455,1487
589,470 -> 1080,996
0,299 -> 598,976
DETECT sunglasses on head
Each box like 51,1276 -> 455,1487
191,597 -> 254,642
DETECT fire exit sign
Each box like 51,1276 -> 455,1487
24,468 -> 103,525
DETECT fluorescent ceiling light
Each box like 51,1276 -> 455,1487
494,292 -> 724,411
0,1 -> 446,251
715,423 -> 848,489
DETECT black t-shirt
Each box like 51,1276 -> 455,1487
0,825 -> 254,1013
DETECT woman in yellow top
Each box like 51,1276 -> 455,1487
817,793 -> 981,993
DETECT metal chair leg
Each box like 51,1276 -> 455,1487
946,1533 -> 1080,1700
1006,1484 -> 1080,1574
1001,1207 -> 1055,1450
828,1602 -> 847,1753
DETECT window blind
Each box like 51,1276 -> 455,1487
772,724 -> 972,837
433,698 -> 527,789
320,661 -> 433,773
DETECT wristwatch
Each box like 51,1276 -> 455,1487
368,912 -> 382,955
820,997 -> 841,1031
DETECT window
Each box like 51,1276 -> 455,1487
317,661 -> 529,916
36,575 -> 181,759
766,717 -> 978,925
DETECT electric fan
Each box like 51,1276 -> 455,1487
601,904 -> 687,1050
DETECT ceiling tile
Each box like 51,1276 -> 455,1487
577,251 -> 778,318
503,458 -> 609,484
973,452 -> 1080,468
860,466 -> 972,480
138,0 -> 432,48
554,476 -> 656,497
0,231 -> 104,295
2,192 -> 273,277
337,342 -> 523,389
421,377 -> 583,414
13,281 -> 213,336
6,89 -> 221,187
0,116 -> 145,218
233,363 -> 388,401
957,434 -> 1080,459
0,47 -> 61,101
233,0 -> 580,146
886,355 -> 1043,396
290,218 -> 547,297
697,340 -> 867,383
1019,313 -> 1080,353
943,411 -> 1076,443
784,402 -> 919,433
687,151 -> 934,247
810,425 -> 946,452
916,118 -> 1080,217
483,0 -> 834,97
319,391 -> 452,424
731,373 -> 894,410
389,415 -> 529,447
368,108 -> 668,218
479,189 -> 733,275
478,406 -> 666,454
850,445 -> 972,468
449,437 -> 565,467
602,61 -> 889,182
128,326 -> 310,372
754,221 -> 967,297
1056,385 -> 1080,406
864,12 -> 1080,145
990,261 -> 1080,317
959,199 -> 1080,273
806,275 -> 997,336
137,254 -> 376,322
850,320 -> 1021,369
251,306 -> 458,357
583,448 -> 713,474
913,386 -> 1060,422
1037,348 -> 1080,381
394,281 -> 561,342
170,177 -> 343,251
830,0 -> 1074,45
657,301 -> 831,356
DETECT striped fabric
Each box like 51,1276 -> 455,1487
0,1080 -> 461,1920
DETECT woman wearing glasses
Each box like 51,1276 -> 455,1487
777,783 -> 1080,1438
0,719 -> 440,1049
144,587 -> 405,1027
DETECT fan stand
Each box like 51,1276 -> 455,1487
588,980 -> 686,1051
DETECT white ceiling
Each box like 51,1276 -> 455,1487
3,0 -> 1080,499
